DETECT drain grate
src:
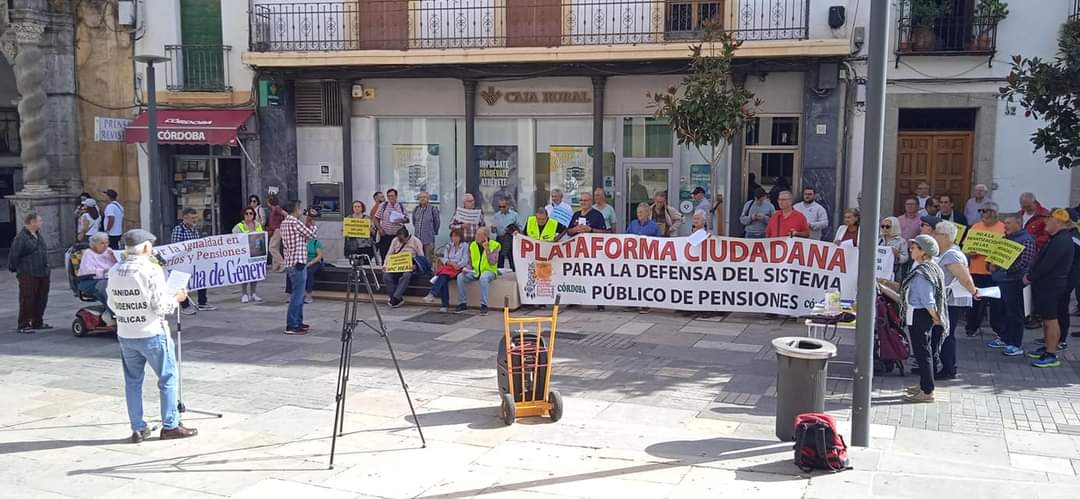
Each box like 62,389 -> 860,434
558,332 -> 588,341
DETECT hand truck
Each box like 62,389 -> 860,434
497,296 -> 563,425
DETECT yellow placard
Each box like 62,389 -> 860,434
986,238 -> 1026,269
952,222 -> 967,244
385,252 -> 414,273
342,218 -> 371,238
961,230 -> 1001,256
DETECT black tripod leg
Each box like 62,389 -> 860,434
381,331 -> 427,447
329,332 -> 350,470
338,338 -> 353,437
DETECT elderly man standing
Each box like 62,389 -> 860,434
650,191 -> 683,237
930,220 -> 979,380
765,191 -> 810,238
988,213 -> 1036,356
492,197 -> 519,271
965,202 -> 1005,337
450,193 -> 485,243
8,212 -> 50,333
108,229 -> 197,442
374,188 -> 409,260
793,187 -> 829,240
1019,192 -> 1051,251
964,184 -> 991,225
898,198 -> 922,241
457,227 -> 500,316
567,192 -> 607,237
411,191 -> 440,262
545,189 -> 573,220
172,208 -> 215,314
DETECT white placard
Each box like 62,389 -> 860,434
687,229 -> 708,246
875,245 -> 895,281
165,270 -> 191,297
976,287 -> 1001,299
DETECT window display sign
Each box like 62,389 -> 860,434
550,145 -> 591,207
392,144 -> 441,204
475,145 -> 518,213
679,163 -> 712,214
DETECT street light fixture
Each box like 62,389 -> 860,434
134,54 -> 171,239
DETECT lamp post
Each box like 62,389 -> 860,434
134,54 -> 171,239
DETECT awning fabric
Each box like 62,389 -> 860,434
125,109 -> 254,145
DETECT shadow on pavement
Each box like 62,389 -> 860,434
406,406 -> 509,430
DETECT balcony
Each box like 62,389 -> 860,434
249,0 -> 810,53
163,45 -> 232,92
896,2 -> 1000,62
0,108 -> 19,156
1073,0 -> 1080,22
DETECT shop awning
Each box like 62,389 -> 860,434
125,109 -> 254,145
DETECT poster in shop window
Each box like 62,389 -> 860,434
550,145 -> 591,207
513,233 -> 857,316
392,144 -> 441,204
475,145 -> 518,213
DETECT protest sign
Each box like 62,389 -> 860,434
986,237 -> 1025,269
961,230 -> 1000,256
952,222 -> 967,244
385,252 -> 414,273
875,246 -> 895,280
153,233 -> 267,290
513,234 -> 857,316
342,218 -> 371,238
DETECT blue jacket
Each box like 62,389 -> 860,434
992,230 -> 1036,283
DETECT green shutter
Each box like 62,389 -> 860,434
180,0 -> 225,91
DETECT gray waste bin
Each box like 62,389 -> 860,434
771,336 -> 837,441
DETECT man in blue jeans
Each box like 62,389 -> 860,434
457,227 -> 500,316
107,229 -> 197,443
279,201 -> 318,335
989,214 -> 1036,356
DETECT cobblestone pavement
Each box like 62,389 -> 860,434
2,271 -> 1080,498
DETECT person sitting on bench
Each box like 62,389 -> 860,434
77,232 -> 118,325
383,227 -> 423,308
456,227 -> 500,316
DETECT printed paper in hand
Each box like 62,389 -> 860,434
687,229 -> 708,246
389,210 -> 406,223
976,287 -> 1001,299
165,270 -> 191,297
550,205 -> 573,227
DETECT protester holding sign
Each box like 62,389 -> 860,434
457,227 -> 500,316
344,200 -> 376,262
879,217 -> 909,281
987,214 -> 1035,356
544,189 -> 573,224
374,189 -> 409,260
691,210 -> 710,235
965,202 -> 1004,337
231,207 -> 264,303
931,220 -> 978,380
1024,209 -> 1075,368
833,208 -> 860,247
172,208 -> 215,314
765,191 -> 810,238
567,192 -> 607,237
524,206 -> 564,241
627,203 -> 661,237
384,227 -> 423,308
450,193 -> 485,243
901,235 -> 948,403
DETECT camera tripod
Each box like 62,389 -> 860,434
329,255 -> 426,469
175,302 -> 223,418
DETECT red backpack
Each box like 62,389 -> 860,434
875,296 -> 910,371
793,413 -> 850,472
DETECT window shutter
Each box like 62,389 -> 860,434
295,81 -> 342,127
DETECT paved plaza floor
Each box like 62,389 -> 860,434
2,270 -> 1080,498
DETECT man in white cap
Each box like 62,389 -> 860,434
107,229 -> 198,443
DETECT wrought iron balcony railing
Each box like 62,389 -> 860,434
164,45 -> 232,92
249,0 -> 809,53
896,1 -> 1000,56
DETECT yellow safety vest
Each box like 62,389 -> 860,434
233,222 -> 264,234
469,240 -> 501,277
526,216 -> 558,241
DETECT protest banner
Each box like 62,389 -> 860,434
513,234 -> 857,316
875,246 -> 895,280
961,230 -> 1000,256
342,218 -> 371,238
152,233 -> 267,290
986,237 -> 1025,269
952,222 -> 967,244
385,252 -> 414,273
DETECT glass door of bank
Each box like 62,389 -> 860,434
621,164 -> 674,232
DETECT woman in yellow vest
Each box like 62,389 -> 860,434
456,227 -> 500,316
233,207 -> 264,303
524,206 -> 564,241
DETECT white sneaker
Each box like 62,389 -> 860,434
241,294 -> 250,304
251,294 -> 263,303
181,306 -> 197,316
423,294 -> 435,303
304,295 -> 313,304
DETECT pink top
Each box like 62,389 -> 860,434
78,247 -> 117,279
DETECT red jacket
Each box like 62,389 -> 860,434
1023,203 -> 1051,251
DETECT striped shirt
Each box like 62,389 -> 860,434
412,204 -> 440,245
375,202 -> 407,237
279,215 -> 317,266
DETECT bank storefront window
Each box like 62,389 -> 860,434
623,117 -> 673,158
474,119 -> 535,218
377,118 -> 459,247
535,119 -> 616,212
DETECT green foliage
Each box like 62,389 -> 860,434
910,0 -> 950,31
976,0 -> 1009,19
1000,20 -> 1080,169
647,21 -> 760,167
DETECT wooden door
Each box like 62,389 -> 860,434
506,0 -> 561,47
894,131 -> 973,215
359,0 -> 408,50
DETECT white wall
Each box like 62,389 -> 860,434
135,0 -> 253,94
993,98 -> 1072,209
808,0 -> 859,40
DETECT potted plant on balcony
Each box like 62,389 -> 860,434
971,0 -> 1008,50
909,0 -> 948,51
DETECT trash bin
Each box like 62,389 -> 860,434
771,336 -> 837,441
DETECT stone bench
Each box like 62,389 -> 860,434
310,264 -> 521,310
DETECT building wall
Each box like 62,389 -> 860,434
75,1 -> 139,230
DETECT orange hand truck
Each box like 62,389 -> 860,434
498,296 -> 563,425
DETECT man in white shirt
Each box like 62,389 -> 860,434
793,187 -> 829,240
964,184 -> 991,224
107,229 -> 197,443
915,182 -> 932,210
545,189 -> 573,225
103,189 -> 125,249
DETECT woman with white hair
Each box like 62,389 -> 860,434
901,234 -> 948,403
690,210 -> 710,235
76,232 -> 118,323
930,220 -> 979,380
878,216 -> 909,281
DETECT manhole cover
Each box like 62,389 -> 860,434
404,311 -> 472,325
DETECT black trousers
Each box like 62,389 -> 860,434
909,309 -> 936,395
497,233 -> 515,271
376,235 -> 394,261
108,235 -> 121,250
17,274 -> 49,329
